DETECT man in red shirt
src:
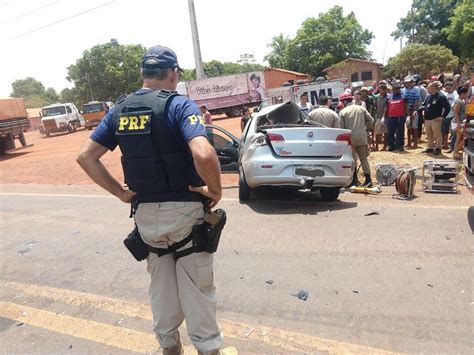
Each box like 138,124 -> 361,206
385,82 -> 409,151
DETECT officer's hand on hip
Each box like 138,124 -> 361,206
188,185 -> 222,208
119,188 -> 137,204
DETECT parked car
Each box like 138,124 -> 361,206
208,102 -> 355,202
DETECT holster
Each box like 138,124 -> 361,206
124,209 -> 227,262
123,225 -> 149,261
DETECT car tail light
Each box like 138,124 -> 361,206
336,133 -> 352,146
267,133 -> 285,142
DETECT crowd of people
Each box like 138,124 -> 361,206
297,73 -> 473,186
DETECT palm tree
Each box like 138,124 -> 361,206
264,33 -> 290,68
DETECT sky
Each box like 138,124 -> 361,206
0,0 -> 412,97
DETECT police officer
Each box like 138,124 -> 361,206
77,45 -> 234,355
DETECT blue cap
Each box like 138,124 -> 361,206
141,45 -> 182,70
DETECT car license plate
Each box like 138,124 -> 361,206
295,167 -> 324,177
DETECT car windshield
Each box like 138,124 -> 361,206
42,106 -> 66,117
83,103 -> 104,113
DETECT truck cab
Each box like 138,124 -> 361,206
40,103 -> 84,137
82,101 -> 109,130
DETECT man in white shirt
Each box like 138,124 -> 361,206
441,81 -> 458,151
297,92 -> 313,115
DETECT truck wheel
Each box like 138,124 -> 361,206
45,131 -> 51,138
320,187 -> 341,202
0,141 -> 8,155
67,123 -> 75,133
19,130 -> 27,147
239,171 -> 252,202
230,106 -> 242,117
224,111 -> 232,117
87,127 -> 93,130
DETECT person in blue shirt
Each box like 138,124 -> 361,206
402,76 -> 421,149
76,45 -> 233,355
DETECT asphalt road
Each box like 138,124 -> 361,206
0,184 -> 473,354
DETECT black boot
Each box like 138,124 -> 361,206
363,174 -> 372,187
350,171 -> 359,187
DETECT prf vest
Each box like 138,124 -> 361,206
114,89 -> 204,203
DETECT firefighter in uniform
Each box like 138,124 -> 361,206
77,45 -> 235,355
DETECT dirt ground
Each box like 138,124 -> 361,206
0,115 -> 472,204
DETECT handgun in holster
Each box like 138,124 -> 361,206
123,209 -> 227,262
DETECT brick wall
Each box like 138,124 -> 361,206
264,69 -> 310,89
326,60 -> 383,85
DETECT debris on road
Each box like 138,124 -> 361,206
427,284 -> 434,287
352,290 -> 360,294
16,322 -> 24,327
292,290 -> 309,301
265,280 -> 274,285
364,211 -> 380,216
416,267 -> 422,270
18,248 -> 30,255
234,250 -> 240,256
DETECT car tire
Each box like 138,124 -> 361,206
239,171 -> 251,202
320,187 -> 340,202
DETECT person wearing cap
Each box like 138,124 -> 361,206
386,82 -> 409,151
339,94 -> 375,186
420,81 -> 451,155
402,76 -> 421,149
77,45 -> 233,355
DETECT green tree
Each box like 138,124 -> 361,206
284,6 -> 373,76
264,33 -> 290,68
385,44 -> 459,78
67,39 -> 145,103
443,0 -> 474,61
11,77 -> 45,98
10,77 -> 59,108
391,0 -> 460,53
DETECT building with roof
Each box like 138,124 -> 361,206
263,68 -> 312,89
323,58 -> 383,85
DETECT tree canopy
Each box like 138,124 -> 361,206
392,0 -> 461,55
181,60 -> 264,81
264,6 -> 373,77
10,77 -> 59,108
264,34 -> 290,69
384,44 -> 459,78
66,39 -> 144,105
443,0 -> 474,61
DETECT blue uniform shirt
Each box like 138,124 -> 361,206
91,88 -> 207,150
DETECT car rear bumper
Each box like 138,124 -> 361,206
244,157 -> 354,188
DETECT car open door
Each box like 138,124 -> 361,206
207,125 -> 240,173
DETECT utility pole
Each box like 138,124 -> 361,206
188,0 -> 205,79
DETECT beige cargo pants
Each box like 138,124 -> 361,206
134,201 -> 223,354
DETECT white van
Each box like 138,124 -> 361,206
40,103 -> 84,137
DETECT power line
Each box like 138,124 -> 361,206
0,1 -> 60,25
9,0 -> 116,40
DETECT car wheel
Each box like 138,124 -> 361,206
239,171 -> 251,201
320,187 -> 340,202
